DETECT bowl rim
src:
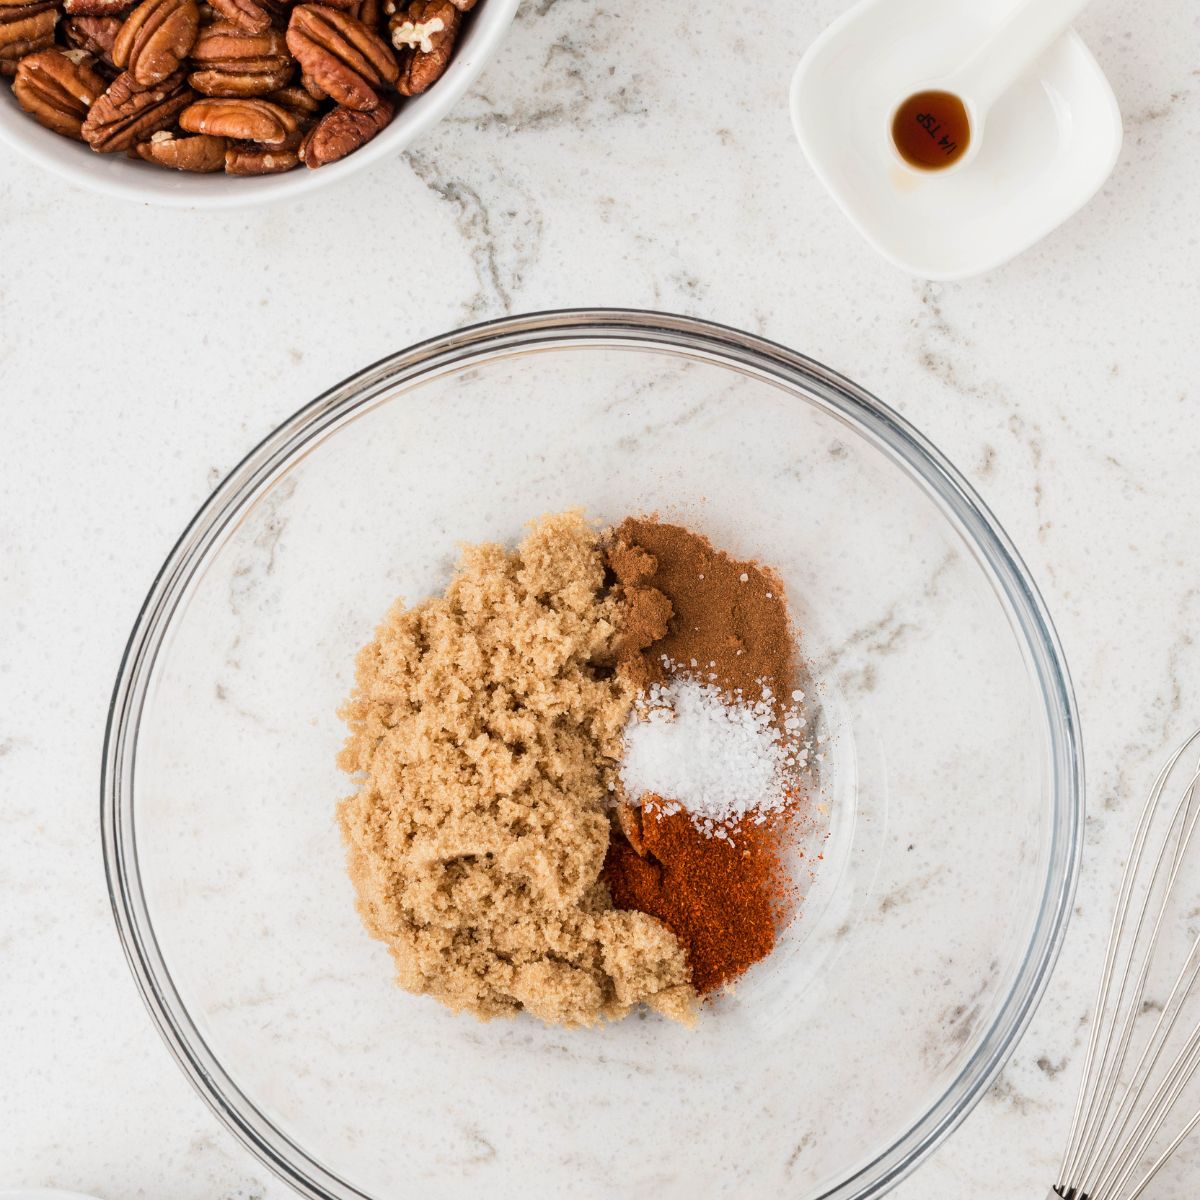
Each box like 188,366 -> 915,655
0,0 -> 519,210
100,307 -> 1084,1200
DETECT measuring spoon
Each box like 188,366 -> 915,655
889,0 -> 1094,172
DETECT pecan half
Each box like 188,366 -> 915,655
388,0 -> 456,96
265,81 -> 319,114
223,137 -> 297,172
80,68 -> 192,149
178,94 -> 298,142
205,0 -> 269,32
0,3 -> 57,77
62,0 -> 133,17
188,20 -> 293,95
298,66 -> 323,97
345,0 -> 377,30
286,4 -> 395,112
135,127 -> 226,168
297,93 -> 390,167
112,0 -> 199,85
12,47 -> 107,138
62,15 -> 122,66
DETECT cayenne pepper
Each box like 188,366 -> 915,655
602,517 -> 805,995
604,804 -> 792,994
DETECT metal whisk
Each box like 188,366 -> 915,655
1053,728 -> 1200,1200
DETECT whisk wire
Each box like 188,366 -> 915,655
1094,1007 -> 1200,1200
1080,768 -> 1200,1197
1125,1101 -> 1200,1200
1100,1036 -> 1200,1199
1057,734 -> 1199,1185
1057,743 -> 1182,1184
1055,728 -> 1200,1200
1083,931 -> 1200,1194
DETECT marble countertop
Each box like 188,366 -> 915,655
2,0 -> 1199,1196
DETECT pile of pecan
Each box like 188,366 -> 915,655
1,0 -> 477,172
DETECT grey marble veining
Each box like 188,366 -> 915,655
1,0 -> 1199,1196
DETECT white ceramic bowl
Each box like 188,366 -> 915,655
0,0 -> 518,208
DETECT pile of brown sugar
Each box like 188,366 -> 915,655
337,512 -> 696,1027
603,517 -> 802,994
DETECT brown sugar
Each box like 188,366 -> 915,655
337,512 -> 696,1027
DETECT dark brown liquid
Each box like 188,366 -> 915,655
892,90 -> 970,170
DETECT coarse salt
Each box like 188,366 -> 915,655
620,674 -> 803,835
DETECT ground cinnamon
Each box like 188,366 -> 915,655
603,518 -> 803,995
605,517 -> 794,714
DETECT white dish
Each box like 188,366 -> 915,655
790,0 -> 1123,280
0,0 -> 518,209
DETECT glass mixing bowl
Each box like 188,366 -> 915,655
102,310 -> 1083,1199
